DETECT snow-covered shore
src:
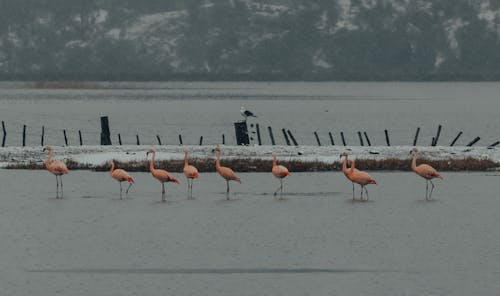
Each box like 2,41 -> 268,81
1,145 -> 498,170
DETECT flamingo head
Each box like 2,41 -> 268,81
212,145 -> 221,153
146,147 -> 156,156
340,151 -> 349,159
183,148 -> 188,154
43,145 -> 52,153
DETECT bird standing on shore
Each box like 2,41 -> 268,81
410,147 -> 443,200
183,149 -> 199,199
347,158 -> 377,201
240,107 -> 257,120
147,147 -> 180,202
213,145 -> 241,200
109,160 -> 135,199
43,145 -> 69,199
272,152 -> 290,199
340,151 -> 359,200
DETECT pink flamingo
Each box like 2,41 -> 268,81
43,145 -> 69,198
340,151 -> 360,200
146,147 -> 180,202
410,147 -> 443,200
212,145 -> 240,200
183,149 -> 199,199
109,160 -> 135,199
272,152 -> 290,198
347,158 -> 377,201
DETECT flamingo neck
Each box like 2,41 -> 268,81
341,156 -> 349,173
215,151 -> 221,169
149,152 -> 156,173
109,162 -> 115,175
45,149 -> 53,168
272,154 -> 277,167
349,159 -> 355,176
184,151 -> 188,168
411,152 -> 418,171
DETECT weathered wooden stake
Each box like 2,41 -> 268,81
222,134 -> 225,145
450,131 -> 463,146
136,135 -> 140,145
199,136 -> 203,145
178,135 -> 183,145
41,126 -> 45,146
363,132 -> 371,146
22,125 -> 26,147
328,132 -> 334,145
357,131 -> 364,146
78,130 -> 83,146
100,116 -> 112,145
255,124 -> 261,145
282,129 -> 291,146
268,126 -> 276,145
488,141 -> 500,148
313,131 -> 321,146
63,129 -> 68,146
466,137 -> 480,147
156,135 -> 162,145
384,129 -> 390,146
432,125 -> 442,146
413,127 -> 420,146
118,134 -> 122,145
287,130 -> 298,146
1,121 -> 6,147
340,132 -> 346,146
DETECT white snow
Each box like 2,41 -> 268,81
1,145 -> 498,169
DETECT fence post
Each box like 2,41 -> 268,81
79,130 -> 83,145
136,134 -> 140,145
234,121 -> 249,145
432,125 -> 442,146
100,116 -> 112,145
357,131 -> 364,146
487,141 -> 500,148
118,134 -> 122,145
413,127 -> 420,146
41,126 -> 45,146
199,136 -> 203,145
22,125 -> 26,147
268,126 -> 276,145
178,135 -> 183,145
384,129 -> 390,146
466,137 -> 480,147
63,129 -> 68,146
282,129 -> 291,145
1,121 -> 5,147
156,135 -> 162,145
450,131 -> 463,146
340,131 -> 346,146
314,131 -> 321,146
255,124 -> 261,145
328,132 -> 334,145
222,134 -> 225,145
363,132 -> 371,146
287,130 -> 298,146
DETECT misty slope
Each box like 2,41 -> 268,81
1,0 -> 500,80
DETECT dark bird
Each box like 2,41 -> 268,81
240,107 -> 257,119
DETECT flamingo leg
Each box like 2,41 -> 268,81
425,180 -> 429,200
161,183 -> 166,202
55,176 -> 59,199
60,176 -> 63,198
360,185 -> 364,200
226,180 -> 230,200
119,181 -> 123,199
364,186 -> 369,201
352,183 -> 355,201
280,179 -> 284,199
126,182 -> 133,197
429,180 -> 435,199
273,182 -> 281,196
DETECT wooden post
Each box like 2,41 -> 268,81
78,130 -> 83,146
450,131 -> 463,146
282,128 -> 291,145
22,125 -> 26,147
287,130 -> 298,146
100,116 -> 112,145
222,134 -> 225,145
488,141 -> 500,148
118,134 -> 122,145
314,131 -> 321,146
432,125 -> 442,146
340,131 -> 346,146
178,135 -> 183,145
384,129 -> 390,146
41,126 -> 45,146
199,136 -> 203,145
268,126 -> 276,145
413,127 -> 420,146
1,121 -> 5,147
466,137 -> 480,147
156,135 -> 162,145
357,131 -> 364,146
431,137 -> 435,146
328,132 -> 334,145
63,129 -> 68,146
255,124 -> 261,145
136,134 -> 140,145
363,132 -> 371,146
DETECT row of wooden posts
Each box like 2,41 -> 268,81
1,117 -> 499,148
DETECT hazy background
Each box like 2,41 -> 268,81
1,0 -> 500,81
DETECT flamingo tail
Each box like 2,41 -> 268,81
128,177 -> 135,183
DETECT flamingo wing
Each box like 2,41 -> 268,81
218,166 -> 240,182
184,165 -> 199,179
416,164 -> 441,179
51,160 -> 68,174
153,169 -> 180,184
272,165 -> 290,178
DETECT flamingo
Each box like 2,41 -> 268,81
212,145 -> 240,200
109,160 -> 135,199
183,149 -> 199,199
271,152 -> 290,199
146,147 -> 180,202
43,145 -> 69,198
410,147 -> 443,200
340,151 -> 360,200
347,159 -> 377,201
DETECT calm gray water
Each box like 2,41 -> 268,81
1,170 -> 499,295
0,82 -> 499,147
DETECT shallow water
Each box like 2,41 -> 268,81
0,82 -> 499,147
1,170 -> 499,295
